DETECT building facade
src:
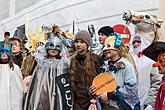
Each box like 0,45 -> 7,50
0,0 -> 160,40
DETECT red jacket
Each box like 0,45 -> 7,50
154,79 -> 165,110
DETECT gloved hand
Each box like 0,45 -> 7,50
98,92 -> 108,101
107,92 -> 116,100
98,92 -> 116,101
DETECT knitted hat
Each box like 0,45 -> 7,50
98,26 -> 114,37
75,30 -> 91,47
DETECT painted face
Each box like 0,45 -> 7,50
74,39 -> 88,54
99,33 -> 107,45
103,49 -> 119,59
160,59 -> 165,67
159,67 -> 165,74
158,53 -> 165,74
133,41 -> 141,48
12,40 -> 21,54
47,49 -> 59,57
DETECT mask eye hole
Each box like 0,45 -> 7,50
107,44 -> 111,47
50,44 -> 54,46
5,50 -> 9,52
56,45 -> 60,48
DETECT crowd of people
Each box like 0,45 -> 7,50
0,24 -> 165,110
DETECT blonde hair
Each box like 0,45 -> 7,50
119,43 -> 138,78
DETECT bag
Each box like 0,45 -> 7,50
115,90 -> 132,110
115,88 -> 140,110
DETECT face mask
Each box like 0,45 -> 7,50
0,47 -> 11,58
0,41 -> 12,58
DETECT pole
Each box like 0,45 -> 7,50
159,0 -> 165,41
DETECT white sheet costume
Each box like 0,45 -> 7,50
129,35 -> 162,108
0,63 -> 23,110
0,41 -> 23,110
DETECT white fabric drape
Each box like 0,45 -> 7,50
0,64 -> 23,110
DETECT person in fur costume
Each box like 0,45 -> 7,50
69,30 -> 104,110
0,41 -> 23,110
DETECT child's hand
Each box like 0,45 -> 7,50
88,99 -> 97,110
89,86 -> 97,96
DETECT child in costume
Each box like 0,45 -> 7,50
24,33 -> 73,110
89,35 -> 140,110
0,41 -> 23,110
69,30 -> 104,110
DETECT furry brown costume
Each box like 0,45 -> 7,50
69,51 -> 104,110
21,54 -> 37,78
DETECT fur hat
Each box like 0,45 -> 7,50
98,26 -> 114,37
75,30 -> 91,47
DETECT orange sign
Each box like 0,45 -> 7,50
92,73 -> 116,95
